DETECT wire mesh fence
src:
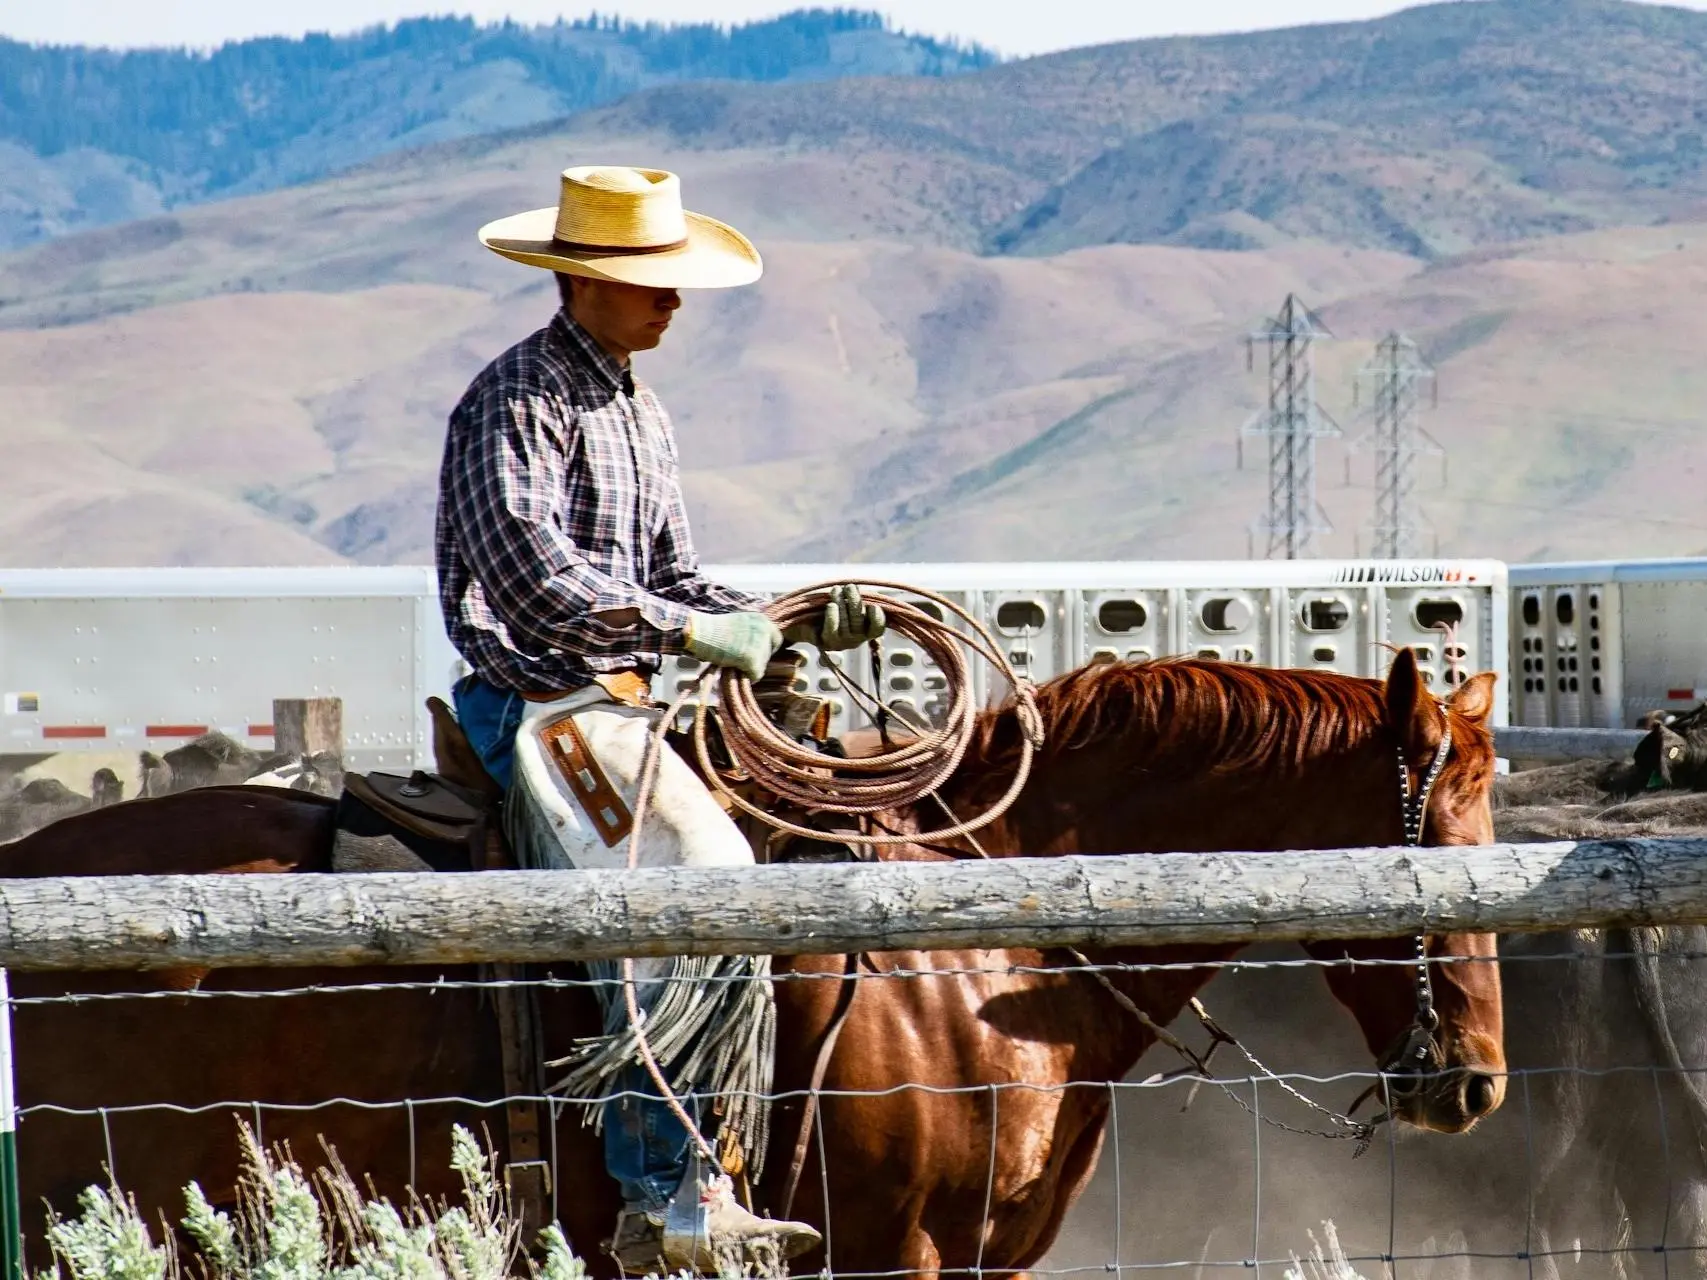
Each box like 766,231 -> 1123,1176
9,938 -> 1707,1279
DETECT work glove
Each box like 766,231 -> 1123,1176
684,611 -> 783,682
782,583 -> 886,653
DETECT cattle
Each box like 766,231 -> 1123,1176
1,732 -> 330,842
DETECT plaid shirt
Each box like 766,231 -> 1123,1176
435,311 -> 763,695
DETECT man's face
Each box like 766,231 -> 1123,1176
570,277 -> 682,358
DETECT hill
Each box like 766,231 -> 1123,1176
4,203 -> 1706,569
0,9 -> 992,250
6,0 -> 1707,570
575,0 -> 1707,258
12,0 -> 1707,276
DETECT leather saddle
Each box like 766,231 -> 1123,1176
333,661 -> 881,883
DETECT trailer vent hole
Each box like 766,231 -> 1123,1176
996,601 -> 1046,634
1200,597 -> 1251,633
1197,647 -> 1223,661
1556,593 -> 1576,626
1415,599 -> 1464,631
1127,648 -> 1153,663
1301,598 -> 1350,632
1522,595 -> 1541,627
1090,648 -> 1120,665
889,651 -> 915,667
912,600 -> 944,622
1313,646 -> 1337,663
1097,599 -> 1148,633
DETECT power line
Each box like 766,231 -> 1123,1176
1238,294 -> 1340,560
1350,331 -> 1442,558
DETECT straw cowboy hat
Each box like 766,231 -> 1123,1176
478,165 -> 762,289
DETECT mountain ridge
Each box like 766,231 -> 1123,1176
0,9 -> 993,250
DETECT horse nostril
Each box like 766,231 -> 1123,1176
1462,1072 -> 1498,1117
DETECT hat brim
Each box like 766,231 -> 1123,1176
478,206 -> 762,289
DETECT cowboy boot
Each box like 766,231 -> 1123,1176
661,1172 -> 822,1273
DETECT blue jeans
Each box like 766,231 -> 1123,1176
451,674 -> 525,791
452,674 -> 695,1213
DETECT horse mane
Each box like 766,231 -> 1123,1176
965,658 -> 1392,784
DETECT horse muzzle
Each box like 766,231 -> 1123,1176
1365,1023 -> 1506,1134
1381,1059 -> 1505,1133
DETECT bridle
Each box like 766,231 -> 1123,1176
1075,713 -> 1459,1157
1351,718 -> 1456,1120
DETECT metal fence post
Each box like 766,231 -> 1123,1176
0,970 -> 20,1280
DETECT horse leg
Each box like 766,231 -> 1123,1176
1002,1110 -> 1109,1272
1623,1173 -> 1707,1279
1665,1179 -> 1707,1279
899,1223 -> 942,1280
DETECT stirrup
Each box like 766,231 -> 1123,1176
606,1206 -> 666,1276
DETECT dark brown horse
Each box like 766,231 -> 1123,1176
2,651 -> 1500,1277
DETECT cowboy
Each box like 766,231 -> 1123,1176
435,165 -> 882,1272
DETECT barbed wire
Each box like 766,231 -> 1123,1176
15,943 -> 1698,1008
14,948 -> 1707,1277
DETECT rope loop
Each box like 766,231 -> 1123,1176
690,579 -> 1044,846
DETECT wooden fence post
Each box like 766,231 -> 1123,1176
273,698 -> 344,795
0,971 -> 20,1280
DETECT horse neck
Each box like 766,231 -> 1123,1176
932,696 -> 1400,859
1053,943 -> 1247,1085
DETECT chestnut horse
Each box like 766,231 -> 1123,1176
1,651 -> 1500,1277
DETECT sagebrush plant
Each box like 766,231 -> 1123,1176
33,1124 -> 615,1280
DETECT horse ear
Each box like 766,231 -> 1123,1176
1385,646 -> 1445,759
1448,672 -> 1497,724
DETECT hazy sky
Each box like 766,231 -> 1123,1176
9,0 -> 1694,58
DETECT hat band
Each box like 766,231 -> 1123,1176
551,235 -> 690,258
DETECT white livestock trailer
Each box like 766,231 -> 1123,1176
1510,558 -> 1707,730
0,561 -> 1509,773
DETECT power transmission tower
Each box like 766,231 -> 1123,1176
1351,332 -> 1443,558
1238,294 -> 1340,559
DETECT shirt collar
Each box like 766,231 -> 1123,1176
551,310 -> 634,395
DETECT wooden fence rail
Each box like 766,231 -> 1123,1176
0,837 -> 1704,970
1494,725 -> 1645,761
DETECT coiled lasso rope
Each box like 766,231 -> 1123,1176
692,579 -> 1046,845
613,580 -> 1048,1176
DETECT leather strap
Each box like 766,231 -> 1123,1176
542,714 -> 634,847
519,669 -> 652,705
593,670 -> 653,707
480,830 -> 553,1238
776,952 -> 861,1220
